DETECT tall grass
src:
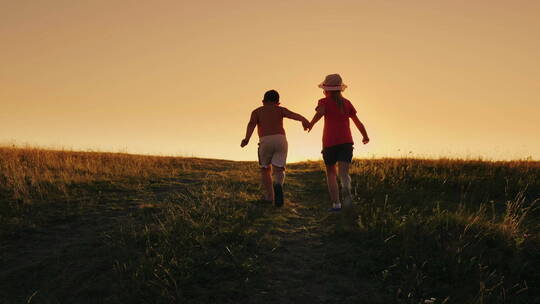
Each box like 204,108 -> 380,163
350,196 -> 537,303
329,159 -> 540,303
0,146 -> 220,240
0,146 -> 201,202
2,147 -> 539,303
109,180 -> 268,303
348,158 -> 540,211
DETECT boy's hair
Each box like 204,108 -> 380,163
263,90 -> 280,104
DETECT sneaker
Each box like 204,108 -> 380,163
328,202 -> 342,212
273,184 -> 284,207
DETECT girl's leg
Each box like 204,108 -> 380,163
261,167 -> 274,201
338,161 -> 352,208
325,164 -> 340,208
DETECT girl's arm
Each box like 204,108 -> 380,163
308,105 -> 325,132
309,113 -> 323,132
351,114 -> 370,144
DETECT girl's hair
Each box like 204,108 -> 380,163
328,90 -> 345,114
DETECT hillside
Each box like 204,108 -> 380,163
1,147 -> 539,303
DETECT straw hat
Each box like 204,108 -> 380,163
318,74 -> 347,91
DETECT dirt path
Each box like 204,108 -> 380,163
1,170 -> 380,303
246,169 -> 381,304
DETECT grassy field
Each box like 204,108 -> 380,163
1,147 -> 539,303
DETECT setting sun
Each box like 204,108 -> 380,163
2,1 -> 539,161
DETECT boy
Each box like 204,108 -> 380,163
240,89 -> 310,207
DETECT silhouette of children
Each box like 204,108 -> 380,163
309,74 -> 370,211
241,90 -> 310,207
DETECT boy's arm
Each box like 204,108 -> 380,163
241,112 -> 257,147
351,114 -> 370,144
283,108 -> 310,130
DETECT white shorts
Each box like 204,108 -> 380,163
258,134 -> 288,168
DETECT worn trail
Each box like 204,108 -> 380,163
1,168 -> 376,303
246,169 -> 377,304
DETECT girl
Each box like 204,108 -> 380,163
309,74 -> 370,211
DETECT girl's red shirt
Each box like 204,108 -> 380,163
317,97 -> 357,148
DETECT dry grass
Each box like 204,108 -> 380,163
1,146 -> 540,303
0,146 -> 200,202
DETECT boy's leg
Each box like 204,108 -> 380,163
261,167 -> 274,201
272,165 -> 285,207
325,164 -> 341,209
338,161 -> 352,208
258,137 -> 274,202
270,135 -> 287,207
272,165 -> 285,185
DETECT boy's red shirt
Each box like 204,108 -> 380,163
250,104 -> 289,137
317,97 -> 357,148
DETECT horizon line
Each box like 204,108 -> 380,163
1,144 -> 538,163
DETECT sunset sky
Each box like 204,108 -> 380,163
2,1 -> 539,161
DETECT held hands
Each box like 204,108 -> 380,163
240,138 -> 249,147
302,119 -> 311,131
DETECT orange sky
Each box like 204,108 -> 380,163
1,1 -> 539,161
